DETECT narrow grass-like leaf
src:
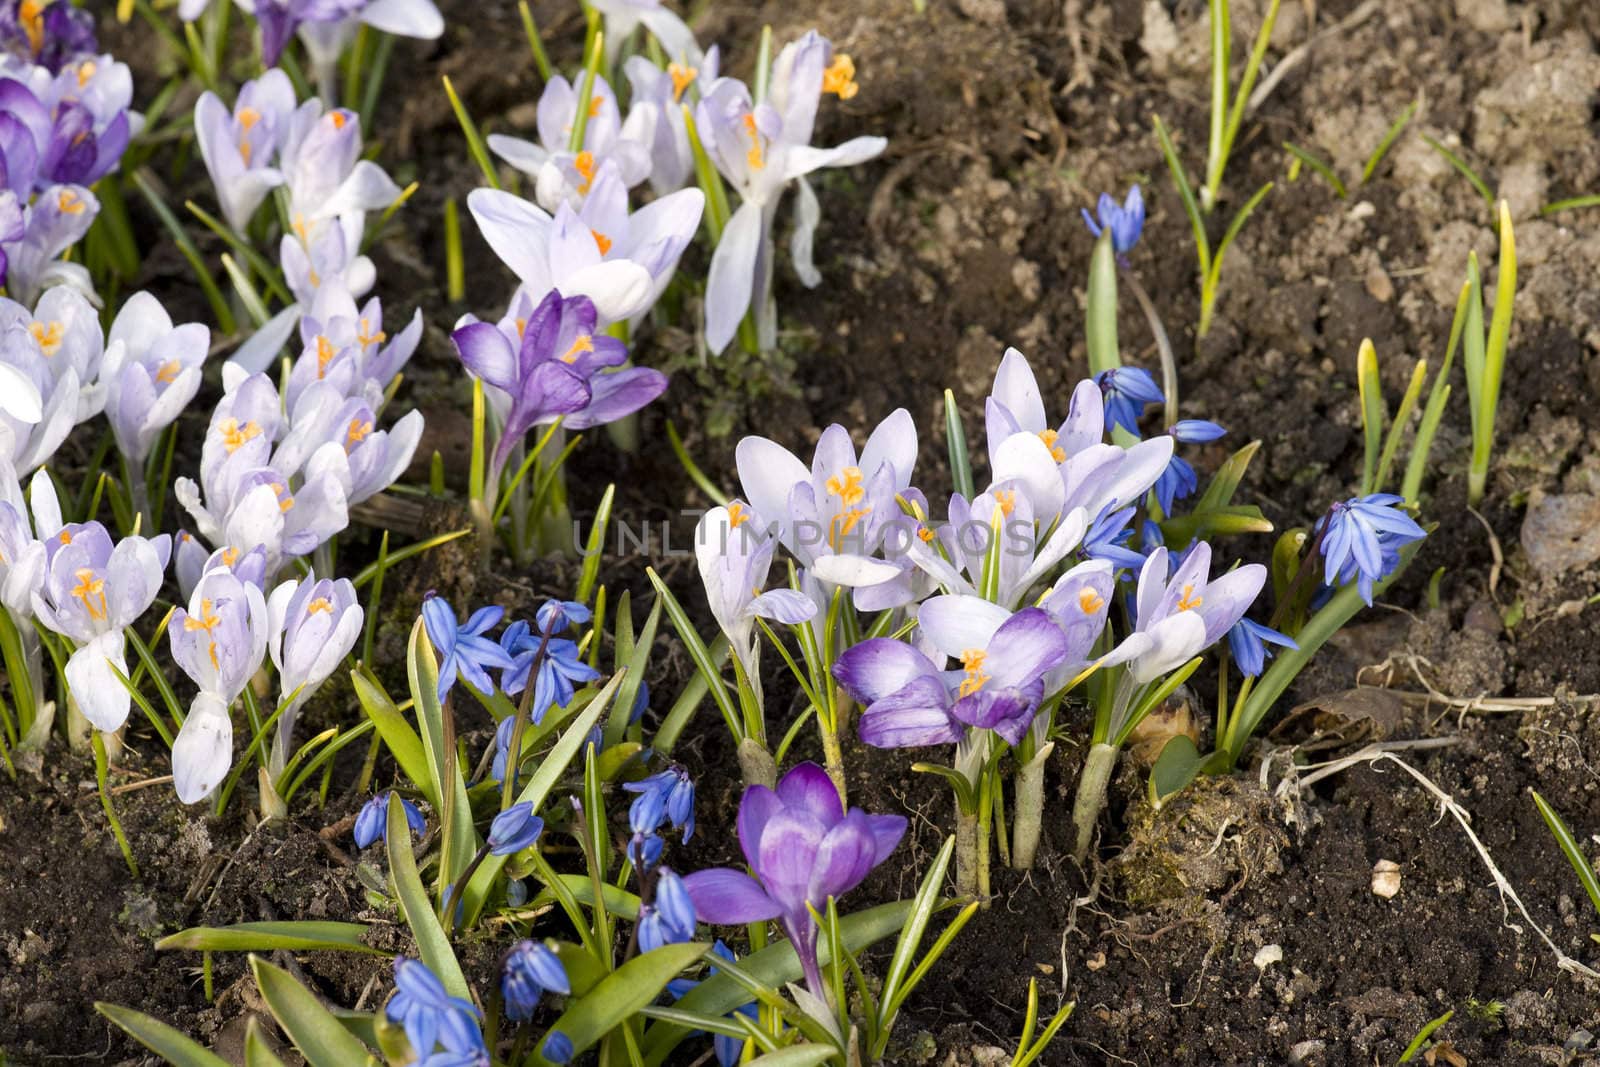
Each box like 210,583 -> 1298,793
1532,790 -> 1600,920
577,483 -> 615,606
944,389 -> 974,501
1153,114 -> 1210,273
1283,141 -> 1346,198
518,0 -> 555,81
877,836 -> 956,1023
130,170 -> 235,335
244,1016 -> 290,1067
386,794 -> 469,999
1398,1010 -> 1454,1063
158,922 -> 381,955
349,528 -> 470,588
1469,201 -> 1515,506
96,1003 -> 229,1067
653,645 -> 723,755
406,619 -> 476,893
1541,194 -> 1600,216
249,956 -> 373,1066
1362,98 -> 1418,184
666,420 -> 730,505
1421,135 -> 1493,213
351,667 -> 431,803
647,568 -> 741,736
1085,232 -> 1120,378
1374,357 -> 1428,494
1356,339 -> 1383,495
442,76 -> 500,190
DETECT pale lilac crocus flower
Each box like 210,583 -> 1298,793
0,284 -> 103,420
696,32 -> 884,353
195,69 -> 297,232
169,566 -> 271,803
266,572 -> 361,771
280,212 -> 376,308
469,165 -> 702,327
0,461 -> 52,621
99,291 -> 210,466
280,102 -> 401,242
1,183 -> 99,306
903,487 -> 1090,611
587,0 -> 700,70
298,286 -> 422,395
31,520 -> 170,733
623,47 -> 719,196
694,501 -> 815,694
173,536 -> 269,602
0,312 -> 82,472
1122,543 -> 1266,683
683,762 -> 906,998
486,73 -> 653,211
300,395 -> 424,506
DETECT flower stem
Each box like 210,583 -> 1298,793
954,800 -> 979,899
443,843 -> 491,936
1011,742 -> 1053,870
1070,742 -> 1119,864
736,737 -> 776,791
976,766 -> 994,905
93,730 -> 139,879
819,716 -> 848,808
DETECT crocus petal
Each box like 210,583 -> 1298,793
807,810 -> 879,904
775,762 -> 844,829
1130,612 -> 1208,684
810,553 -> 901,587
992,348 -> 1045,437
0,362 -> 41,423
735,436 -> 808,542
790,175 -> 821,288
737,784 -> 783,871
452,321 -> 519,391
683,869 -> 783,924
916,596 -> 1011,662
67,631 -> 129,731
562,260 -> 654,323
172,691 -> 233,804
832,638 -> 940,705
980,608 -> 1069,689
704,200 -> 762,354
993,432 -> 1066,523
1196,563 -> 1267,645
858,676 -> 961,748
360,0 -> 444,37
747,588 -> 816,625
467,188 -> 555,295
858,408 -> 917,490
780,137 -> 887,183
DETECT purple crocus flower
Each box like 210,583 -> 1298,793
0,0 -> 97,73
1121,543 -> 1266,683
486,73 -> 653,210
0,74 -> 129,191
468,170 -> 703,327
683,762 -> 906,998
169,566 -> 271,803
1315,493 -> 1426,605
421,596 -> 515,701
354,790 -> 425,848
100,292 -> 210,466
452,290 -> 667,490
695,32 -> 884,353
1082,184 -> 1144,256
834,601 -> 1069,749
31,521 -> 169,734
194,70 -> 296,232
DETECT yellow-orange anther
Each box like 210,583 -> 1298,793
958,648 -> 990,697
822,54 -> 859,99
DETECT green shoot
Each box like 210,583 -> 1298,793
1362,97 -> 1418,184
1466,202 -> 1515,506
1200,0 -> 1282,213
1283,141 -> 1346,198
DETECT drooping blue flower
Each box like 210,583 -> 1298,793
1226,617 -> 1298,677
1082,184 -> 1144,255
536,599 -> 591,633
1315,493 -> 1426,605
1094,367 -> 1163,437
623,765 -> 696,841
421,1008 -> 490,1067
487,802 -> 545,856
542,1030 -> 575,1064
627,830 -> 664,871
385,958 -> 481,1064
353,791 -> 425,849
1153,455 -> 1197,516
422,596 -> 515,702
665,941 -> 755,1067
501,939 -> 571,1023
1083,504 -> 1146,571
500,620 -> 602,721
638,868 -> 696,953
1171,419 -> 1226,444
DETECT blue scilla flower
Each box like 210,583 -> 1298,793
542,1030 -> 575,1064
385,957 -> 481,1063
638,868 -> 696,953
422,596 -> 515,702
1316,494 -> 1426,605
1082,185 -> 1145,255
487,802 -> 545,856
1094,367 -> 1164,436
623,764 -> 696,841
1083,504 -> 1145,571
500,621 -> 601,723
421,1009 -> 490,1067
628,830 -> 664,871
1156,420 -> 1226,516
502,939 -> 571,1022
1226,618 -> 1298,677
354,792 -> 425,849
536,599 -> 591,633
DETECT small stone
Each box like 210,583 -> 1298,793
1085,950 -> 1106,971
1289,1039 -> 1327,1065
1521,491 -> 1600,576
1254,944 -> 1284,971
1372,859 -> 1402,898
1363,261 -> 1394,303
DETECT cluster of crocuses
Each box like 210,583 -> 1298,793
691,344 -> 1426,891
0,2 -> 136,304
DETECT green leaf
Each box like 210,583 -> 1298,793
877,837 -> 956,1020
532,872 -> 643,920
608,593 -> 661,748
1398,1009 -> 1454,1063
1356,338 -> 1384,495
407,618 -> 477,893
944,389 -> 974,501
386,794 -> 469,999
1085,232 -> 1120,378
1282,141 -> 1346,198
746,1046 -> 839,1067
643,900 -> 916,1066
157,921 -> 382,956
96,1003 -> 229,1066
249,956 -> 375,1067
654,643 -> 725,755
1374,357 -> 1429,495
535,943 -> 707,1065
463,670 -> 627,921
1470,201 -> 1516,507
244,1017 -> 290,1067
647,567 -> 742,735
1361,97 -> 1418,184
1148,735 -> 1208,806
1532,790 -> 1600,921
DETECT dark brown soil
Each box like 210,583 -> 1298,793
6,0 -> 1600,1064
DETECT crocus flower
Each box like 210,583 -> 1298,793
0,75 -> 127,192
695,32 -> 884,353
169,567 -> 271,803
683,762 -> 906,997
268,573 -> 361,744
1082,184 -> 1144,255
588,0 -> 700,72
486,73 -> 653,210
638,867 -> 696,952
834,600 -> 1069,748
2,183 -> 99,306
1227,617 -> 1297,677
280,102 -> 401,243
623,764 -> 696,841
293,287 -> 422,398
385,957 -> 482,1066
31,521 -> 169,733
487,801 -> 545,856
452,290 -> 667,489
735,409 -> 917,591
1316,493 -> 1426,605
280,212 -> 376,308
1122,543 -> 1266,683
99,291 -> 210,466
421,597 -> 515,701
0,0 -> 97,74
2,284 -> 104,420
1037,558 -> 1117,691
623,48 -> 720,195
278,0 -> 443,94
194,70 -> 296,232
353,790 -> 425,848
1095,367 -> 1164,437
499,618 -> 601,720
501,939 -> 570,1022
468,172 -> 703,327
0,462 -> 53,620
694,501 -> 816,688
295,394 -> 423,507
